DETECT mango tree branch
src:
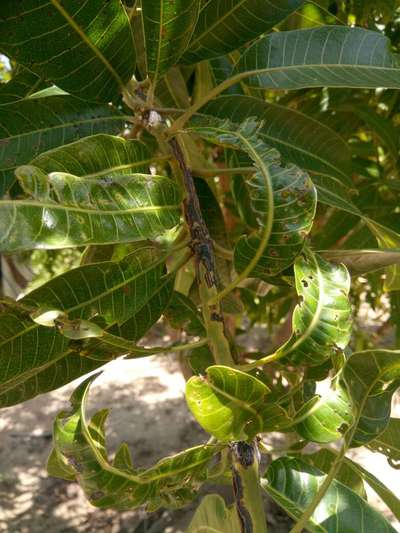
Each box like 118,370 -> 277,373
169,137 -> 234,367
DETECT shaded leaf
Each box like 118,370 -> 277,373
50,374 -> 219,510
0,66 -> 46,105
142,1 -> 200,82
321,249 -> 400,277
263,457 -> 397,532
190,118 -> 317,278
342,350 -> 400,446
235,26 -> 400,91
0,1 -> 136,102
182,0 -> 305,63
0,165 -> 182,252
0,95 -> 127,196
0,245 -> 168,404
187,494 -> 240,532
202,95 -> 352,186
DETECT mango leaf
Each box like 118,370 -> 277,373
50,374 -> 219,510
187,494 -> 240,532
0,245 -> 168,403
367,418 -> 400,469
321,249 -> 400,277
142,1 -> 200,82
295,386 -> 353,444
342,350 -> 400,447
0,165 -> 182,252
165,291 -> 205,337
31,134 -> 152,177
367,220 -> 400,291
301,450 -> 367,499
186,365 -> 290,442
0,66 -> 46,105
189,118 -> 317,278
235,26 -> 400,91
0,1 -> 136,102
344,458 -> 400,521
262,457 -> 397,533
181,0 -> 305,63
0,95 -> 127,197
202,95 -> 352,187
279,250 -> 352,366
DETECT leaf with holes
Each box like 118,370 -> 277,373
367,418 -> 400,469
0,165 -> 182,252
278,250 -> 352,366
50,374 -> 219,510
0,0 -> 136,102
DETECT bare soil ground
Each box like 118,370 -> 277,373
0,355 -> 399,532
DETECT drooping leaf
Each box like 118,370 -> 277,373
181,0 -> 306,63
0,1 -> 136,102
0,66 -> 46,105
235,26 -> 400,91
321,249 -> 400,277
31,135 -> 152,177
202,95 -> 352,187
50,374 -> 219,510
295,386 -> 353,443
278,250 -> 352,366
367,418 -> 400,469
186,365 -> 289,442
187,494 -> 240,532
0,95 -> 127,196
367,220 -> 400,291
189,118 -> 317,278
0,245 -> 168,404
0,165 -> 182,252
142,1 -> 200,82
262,457 -> 397,533
342,349 -> 400,446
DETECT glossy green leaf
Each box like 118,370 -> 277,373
190,118 -> 317,278
367,418 -> 400,469
0,245 -> 169,405
263,457 -> 397,533
202,95 -> 352,186
342,350 -> 400,446
0,66 -> 46,105
187,494 -> 240,532
235,26 -> 400,91
186,365 -> 289,442
31,134 -> 152,177
0,95 -> 127,197
142,1 -> 200,82
50,374 -> 219,510
182,0 -> 305,63
279,250 -> 352,366
301,450 -> 367,499
0,1 -> 136,102
295,386 -> 353,443
0,165 -> 182,252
